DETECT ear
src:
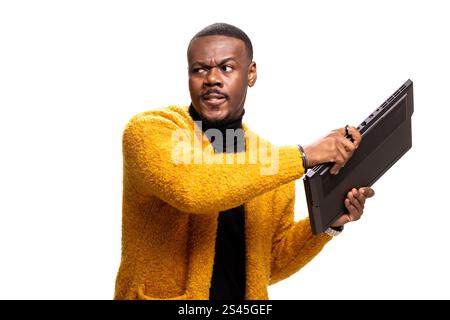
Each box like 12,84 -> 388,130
247,61 -> 257,87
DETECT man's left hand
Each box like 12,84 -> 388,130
331,187 -> 375,227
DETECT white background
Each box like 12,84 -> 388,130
0,0 -> 449,299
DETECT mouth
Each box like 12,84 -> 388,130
201,92 -> 228,107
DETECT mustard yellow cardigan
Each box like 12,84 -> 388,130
114,105 -> 331,300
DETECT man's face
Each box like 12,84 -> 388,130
188,35 -> 257,123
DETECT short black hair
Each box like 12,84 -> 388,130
188,23 -> 253,60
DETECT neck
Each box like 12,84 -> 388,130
188,104 -> 245,153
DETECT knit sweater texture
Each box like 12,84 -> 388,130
114,105 -> 332,300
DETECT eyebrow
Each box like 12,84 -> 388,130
190,57 -> 237,67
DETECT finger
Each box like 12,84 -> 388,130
337,135 -> 357,153
348,190 -> 363,213
332,212 -> 351,227
330,163 -> 341,175
360,187 -> 375,198
335,143 -> 348,166
330,144 -> 347,174
336,137 -> 355,169
354,189 -> 366,206
330,129 -> 357,174
346,198 -> 362,221
344,198 -> 353,212
347,126 -> 362,148
349,188 -> 364,209
331,160 -> 345,175
344,199 -> 359,221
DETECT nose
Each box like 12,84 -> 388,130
204,67 -> 223,88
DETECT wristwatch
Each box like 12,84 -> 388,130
325,226 -> 343,237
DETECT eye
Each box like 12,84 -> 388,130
220,65 -> 233,73
192,67 -> 207,74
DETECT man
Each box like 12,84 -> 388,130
114,23 -> 375,300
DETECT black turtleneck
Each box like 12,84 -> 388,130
188,104 -> 246,300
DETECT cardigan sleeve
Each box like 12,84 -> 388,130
122,110 -> 306,214
269,182 -> 332,285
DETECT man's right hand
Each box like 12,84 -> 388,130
303,126 -> 361,174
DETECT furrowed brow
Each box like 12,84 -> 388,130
191,57 -> 237,67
